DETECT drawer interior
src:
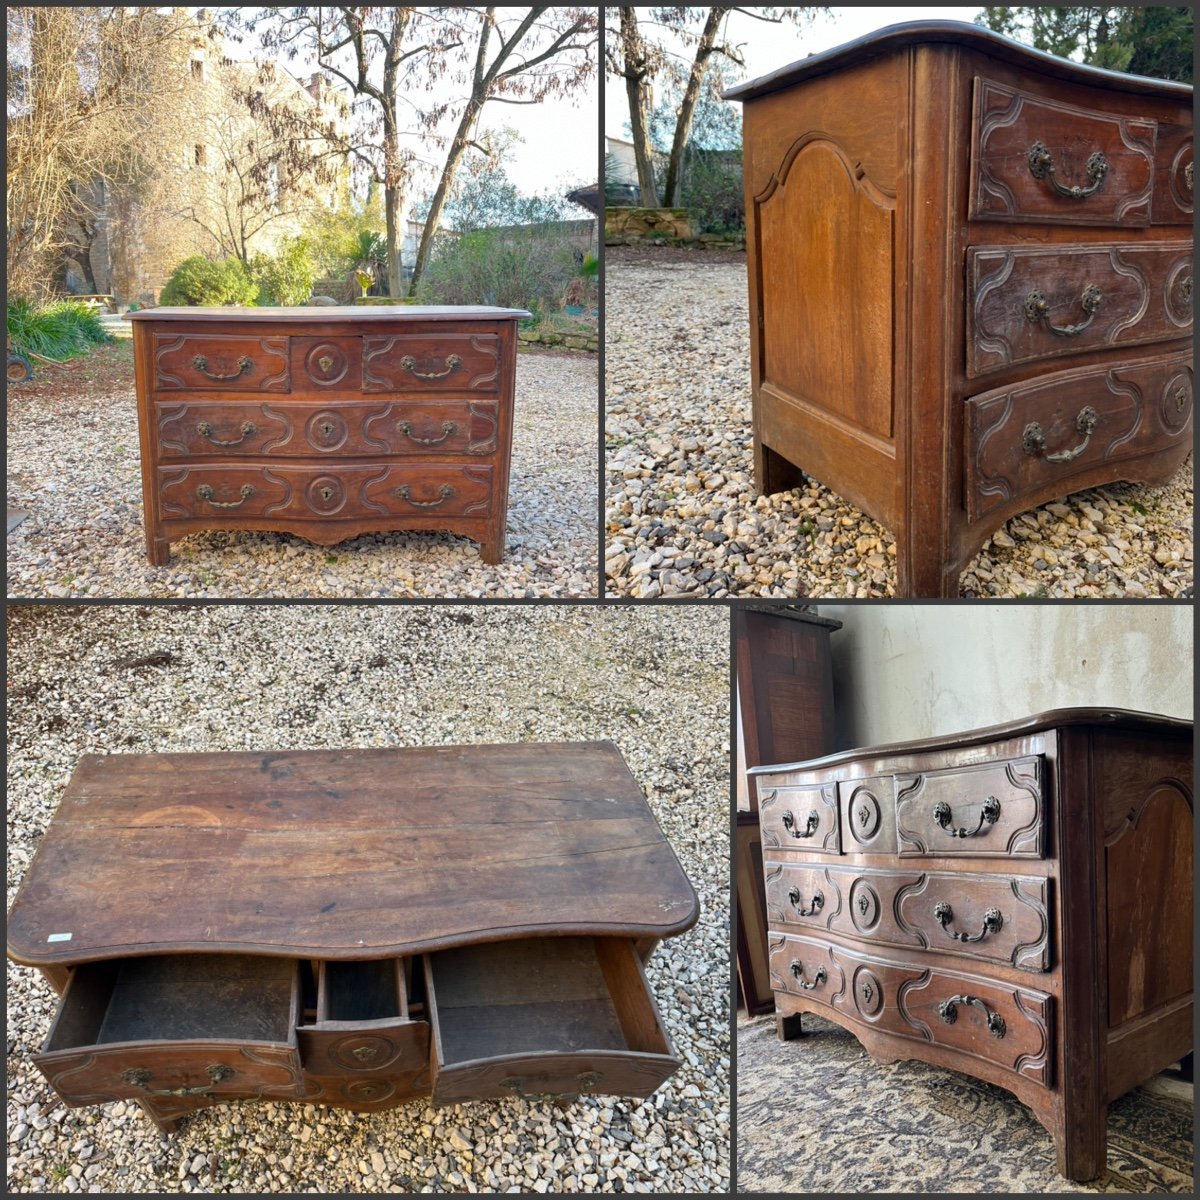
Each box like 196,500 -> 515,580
427,937 -> 672,1065
319,958 -> 409,1023
45,955 -> 297,1050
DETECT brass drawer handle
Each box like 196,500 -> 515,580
400,353 -> 461,381
781,809 -> 819,839
938,994 -> 1006,1039
932,795 -> 1000,838
500,1069 -> 601,1097
395,483 -> 454,508
934,901 -> 1004,943
788,959 -> 826,990
192,354 -> 252,381
787,886 -> 823,917
121,1063 -> 235,1096
397,419 -> 457,445
197,483 -> 255,508
196,420 -> 256,446
1024,283 -> 1103,337
1027,141 -> 1108,199
1022,406 -> 1098,464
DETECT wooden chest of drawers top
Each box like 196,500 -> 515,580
6,742 -> 700,968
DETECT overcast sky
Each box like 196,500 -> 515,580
604,6 -> 981,140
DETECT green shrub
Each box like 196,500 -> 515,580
416,227 -> 579,312
7,296 -> 112,359
250,237 -> 319,306
681,148 -> 745,236
160,256 -> 258,306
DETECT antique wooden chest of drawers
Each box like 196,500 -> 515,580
749,709 -> 1193,1181
728,21 -> 1193,596
128,305 -> 528,565
6,743 -> 699,1131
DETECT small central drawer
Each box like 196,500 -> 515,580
424,937 -> 678,1104
895,755 -> 1045,858
33,955 -> 304,1107
298,959 -> 429,1077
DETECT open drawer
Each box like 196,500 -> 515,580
423,937 -> 680,1103
32,955 -> 305,1106
298,958 -> 430,1077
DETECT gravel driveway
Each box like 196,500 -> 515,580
6,345 -> 598,600
6,603 -> 729,1194
605,249 -> 1193,599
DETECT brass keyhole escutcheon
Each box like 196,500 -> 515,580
352,1045 -> 378,1062
1176,386 -> 1188,412
857,806 -> 870,826
320,421 -> 334,437
857,894 -> 870,915
318,354 -> 334,373
861,982 -> 873,1003
319,486 -> 334,502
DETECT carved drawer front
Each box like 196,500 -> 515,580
758,782 -> 840,855
970,78 -> 1156,227
159,463 -> 495,522
363,332 -> 502,394
763,864 -> 843,932
893,872 -> 1050,973
967,242 -> 1192,377
964,355 -> 1193,522
1152,121 -> 1193,224
33,956 -> 305,1108
767,933 -> 843,1013
153,334 -> 290,392
424,937 -> 678,1104
898,960 -> 1054,1088
895,756 -> 1044,858
361,464 -> 495,519
155,398 -> 501,459
838,776 -> 896,853
769,866 -> 1051,972
290,336 -> 363,392
298,959 -> 429,1078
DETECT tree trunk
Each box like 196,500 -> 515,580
381,13 -> 406,297
663,7 -> 727,207
408,97 -> 482,295
621,8 -> 659,207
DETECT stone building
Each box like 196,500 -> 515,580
72,12 -> 349,304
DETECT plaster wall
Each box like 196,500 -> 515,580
817,603 -> 1193,751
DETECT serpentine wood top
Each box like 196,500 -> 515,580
747,707 -> 1193,775
6,742 -> 699,967
725,19 -> 1194,101
127,305 -> 531,322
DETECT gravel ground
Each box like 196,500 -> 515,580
6,344 -> 598,599
6,603 -> 730,1194
605,250 -> 1193,599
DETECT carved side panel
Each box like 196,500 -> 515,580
968,243 -> 1191,378
895,756 -> 1044,858
1104,778 -> 1193,1028
754,134 -> 895,440
971,77 -> 1155,226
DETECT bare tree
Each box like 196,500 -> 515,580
232,7 -> 463,296
6,7 -> 199,297
604,7 -> 825,209
406,6 -> 597,295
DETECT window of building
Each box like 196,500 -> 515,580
194,144 -> 207,167
191,58 -> 204,83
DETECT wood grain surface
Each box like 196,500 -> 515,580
6,743 -> 700,965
